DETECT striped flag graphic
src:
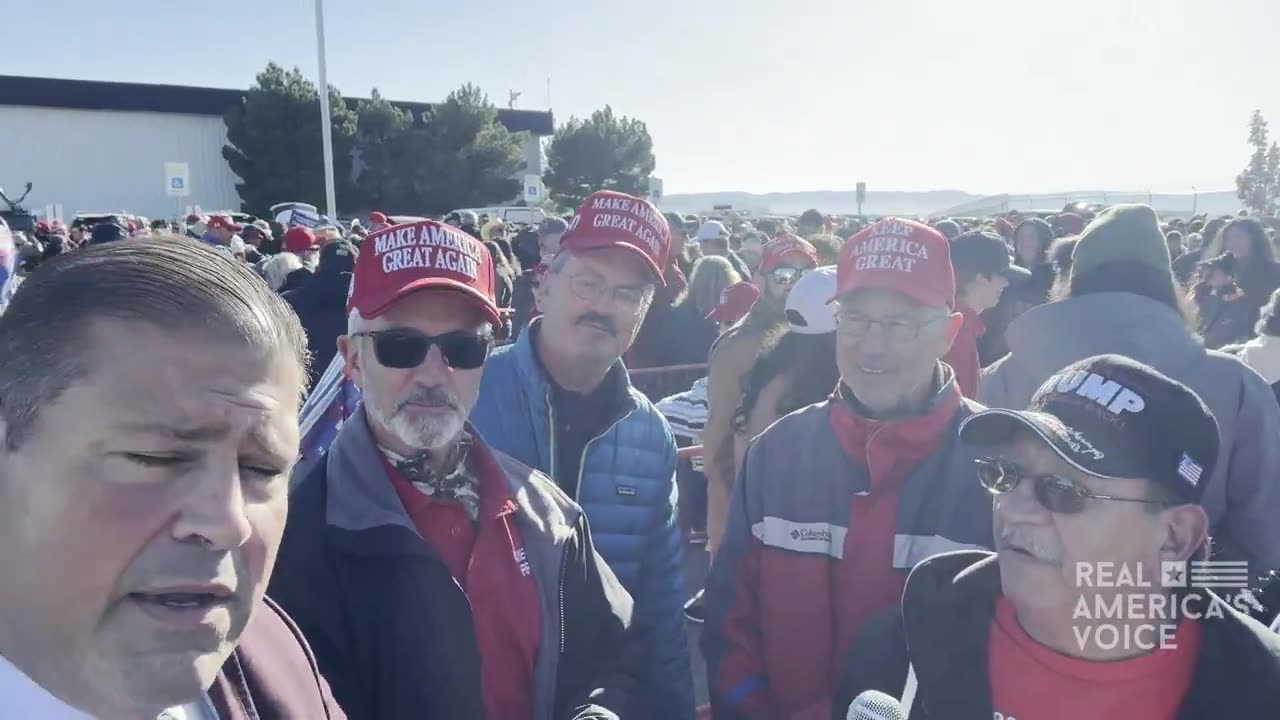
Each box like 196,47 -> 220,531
293,354 -> 363,487
1189,560 -> 1250,589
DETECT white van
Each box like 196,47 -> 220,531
451,206 -> 547,226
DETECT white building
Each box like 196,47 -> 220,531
0,75 -> 554,220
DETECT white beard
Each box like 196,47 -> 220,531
365,387 -> 465,453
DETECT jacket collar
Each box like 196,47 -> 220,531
515,319 -> 639,421
322,406 -> 580,555
901,551 -> 1280,719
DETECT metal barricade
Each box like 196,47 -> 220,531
629,362 -> 708,404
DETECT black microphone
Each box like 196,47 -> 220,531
846,689 -> 907,720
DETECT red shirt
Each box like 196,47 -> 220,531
988,596 -> 1200,720
387,442 -> 542,720
942,303 -> 984,399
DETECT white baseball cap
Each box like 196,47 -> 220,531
693,220 -> 731,243
785,265 -> 838,335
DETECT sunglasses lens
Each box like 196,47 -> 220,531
1034,476 -> 1087,515
371,332 -> 430,369
976,458 -> 1018,493
437,333 -> 492,370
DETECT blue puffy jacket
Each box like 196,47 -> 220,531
472,325 -> 695,719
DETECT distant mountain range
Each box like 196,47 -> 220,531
658,189 -> 1243,218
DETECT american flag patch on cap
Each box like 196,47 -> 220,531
1178,453 -> 1204,486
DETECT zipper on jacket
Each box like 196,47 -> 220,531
558,542 -> 569,654
546,387 -> 557,479
575,414 -> 629,503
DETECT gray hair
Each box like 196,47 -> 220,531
261,252 -> 304,291
0,236 -> 309,450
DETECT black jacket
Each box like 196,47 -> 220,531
1193,283 -> 1253,350
283,266 -> 350,391
834,551 -> 1280,719
280,266 -> 314,294
657,301 -> 721,367
269,410 -> 642,720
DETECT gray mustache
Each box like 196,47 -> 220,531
997,523 -> 1062,564
395,386 -> 460,413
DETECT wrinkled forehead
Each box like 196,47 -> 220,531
77,320 -> 302,443
837,287 -> 933,316
564,247 -> 652,287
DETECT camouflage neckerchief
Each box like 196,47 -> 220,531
381,433 -> 481,522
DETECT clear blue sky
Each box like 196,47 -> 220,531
8,0 -> 1279,196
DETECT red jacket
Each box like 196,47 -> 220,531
943,303 -> 985,398
210,596 -> 346,719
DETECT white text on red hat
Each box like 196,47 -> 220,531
373,223 -> 482,280
581,195 -> 665,257
849,224 -> 930,273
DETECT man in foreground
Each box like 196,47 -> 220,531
702,218 -> 994,719
0,238 -> 343,718
472,190 -> 695,718
272,219 -> 638,719
838,354 -> 1280,718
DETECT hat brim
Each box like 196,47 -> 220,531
828,276 -> 952,309
1004,264 -> 1033,282
562,239 -> 667,287
958,409 -> 1126,481
355,278 -> 502,328
761,249 -> 819,275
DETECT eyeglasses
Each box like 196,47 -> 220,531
769,266 -> 808,285
566,271 -> 648,314
352,329 -> 492,370
835,308 -> 945,342
976,457 -> 1164,515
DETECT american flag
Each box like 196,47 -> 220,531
293,354 -> 363,486
1177,452 -> 1204,486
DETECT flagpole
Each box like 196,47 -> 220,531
314,0 -> 338,220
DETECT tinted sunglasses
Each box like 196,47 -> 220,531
976,457 -> 1163,515
769,266 -> 808,285
352,329 -> 492,370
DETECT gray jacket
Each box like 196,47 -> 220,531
980,292 -> 1280,571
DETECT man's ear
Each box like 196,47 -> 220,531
533,273 -> 551,308
1162,504 -> 1210,562
940,310 -> 965,353
336,336 -> 363,389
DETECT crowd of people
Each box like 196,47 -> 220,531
1,189 -> 1280,720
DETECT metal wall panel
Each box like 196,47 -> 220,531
0,105 -> 241,220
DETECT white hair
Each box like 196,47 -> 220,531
261,252 -> 304,291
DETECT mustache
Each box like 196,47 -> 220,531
997,523 -> 1062,564
395,385 -> 460,413
576,313 -> 617,335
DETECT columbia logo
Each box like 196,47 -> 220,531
790,528 -> 832,542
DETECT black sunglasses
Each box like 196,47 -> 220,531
976,457 -> 1163,515
352,329 -> 492,370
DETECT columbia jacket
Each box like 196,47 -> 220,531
835,551 -> 1280,719
980,292 -> 1280,571
702,384 -> 994,719
471,324 -> 695,719
269,408 -> 641,720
